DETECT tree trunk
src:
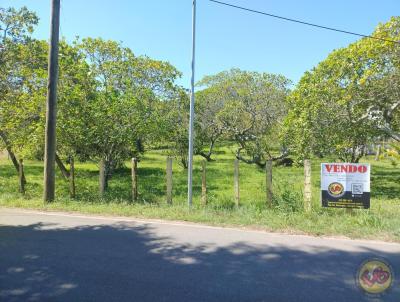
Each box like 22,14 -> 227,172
180,157 -> 188,169
131,158 -> 138,203
265,160 -> 272,207
55,153 -> 70,179
235,146 -> 288,168
199,139 -> 217,162
375,144 -> 381,161
0,131 -> 26,184
201,160 -> 207,205
69,156 -> 76,198
99,159 -> 106,197
166,157 -> 173,204
354,146 -> 365,163
234,159 -> 240,206
19,159 -> 25,194
199,151 -> 212,162
104,161 -> 111,189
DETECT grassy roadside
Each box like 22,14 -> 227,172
1,148 -> 399,242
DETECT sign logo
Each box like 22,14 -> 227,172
327,182 -> 344,197
356,258 -> 393,295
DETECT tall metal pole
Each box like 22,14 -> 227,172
187,0 -> 196,207
43,0 -> 61,202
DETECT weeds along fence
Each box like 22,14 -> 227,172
14,156 -> 313,210
133,157 -> 310,209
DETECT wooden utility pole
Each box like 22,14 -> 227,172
201,160 -> 207,205
43,0 -> 61,202
265,160 -> 273,206
234,159 -> 240,206
304,159 -> 312,212
131,158 -> 138,202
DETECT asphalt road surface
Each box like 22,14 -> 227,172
1,208 -> 399,302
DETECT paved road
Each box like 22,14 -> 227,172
0,208 -> 399,302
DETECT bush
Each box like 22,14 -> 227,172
272,184 -> 303,213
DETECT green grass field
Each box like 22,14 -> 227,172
1,147 -> 399,242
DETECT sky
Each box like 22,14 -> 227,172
2,0 -> 399,88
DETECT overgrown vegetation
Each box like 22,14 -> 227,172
1,149 -> 399,242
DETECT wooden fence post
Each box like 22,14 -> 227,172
69,156 -> 75,198
19,159 -> 25,194
99,159 -> 106,197
234,159 -> 239,206
304,159 -> 312,212
166,157 -> 173,204
201,160 -> 207,205
132,157 -> 138,202
266,160 -> 273,206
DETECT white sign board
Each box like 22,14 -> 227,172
321,163 -> 370,209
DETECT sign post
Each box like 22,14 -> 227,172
321,163 -> 370,209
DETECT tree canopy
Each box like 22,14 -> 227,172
197,69 -> 291,167
284,17 -> 400,162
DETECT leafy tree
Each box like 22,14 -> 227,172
198,69 -> 291,167
354,17 -> 400,142
193,86 -> 225,161
0,6 -> 39,180
161,88 -> 190,168
1,9 -> 182,192
77,38 -> 180,188
0,6 -> 38,65
284,17 -> 400,163
283,62 -> 376,163
1,38 -> 94,177
54,40 -> 97,179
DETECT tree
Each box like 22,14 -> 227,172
0,38 -> 93,174
354,17 -> 400,142
0,6 -> 38,179
54,40 -> 97,181
284,17 -> 400,163
283,64 -> 376,163
78,38 -> 180,189
197,69 -> 291,167
193,86 -> 225,161
162,88 -> 190,168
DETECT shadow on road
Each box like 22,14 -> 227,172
0,222 -> 398,302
